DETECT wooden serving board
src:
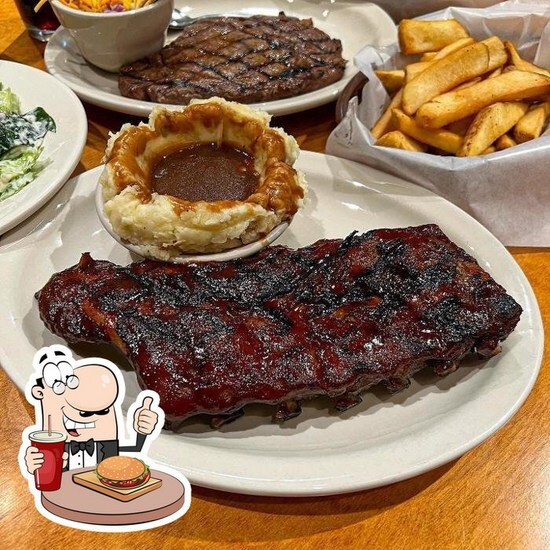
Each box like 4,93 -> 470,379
72,469 -> 162,502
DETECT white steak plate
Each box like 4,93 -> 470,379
0,152 -> 543,496
43,0 -> 396,117
0,61 -> 87,235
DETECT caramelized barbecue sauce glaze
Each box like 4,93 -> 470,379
151,143 -> 259,202
36,225 -> 523,424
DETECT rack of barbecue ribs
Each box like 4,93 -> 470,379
37,225 -> 522,428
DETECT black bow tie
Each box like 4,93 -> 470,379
69,439 -> 95,456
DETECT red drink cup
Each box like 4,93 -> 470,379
14,0 -> 60,42
29,431 -> 66,491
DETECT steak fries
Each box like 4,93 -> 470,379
373,19 -> 550,157
416,71 -> 550,129
398,19 -> 469,55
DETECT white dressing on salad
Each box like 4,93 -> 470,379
0,84 -> 55,201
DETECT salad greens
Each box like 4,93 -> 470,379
0,86 -> 20,113
0,84 -> 56,202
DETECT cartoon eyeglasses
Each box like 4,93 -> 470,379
43,360 -> 80,395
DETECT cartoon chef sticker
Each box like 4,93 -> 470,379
19,344 -> 191,532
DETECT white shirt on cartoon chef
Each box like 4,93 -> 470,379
67,444 -> 97,469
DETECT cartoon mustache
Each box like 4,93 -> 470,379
78,408 -> 110,417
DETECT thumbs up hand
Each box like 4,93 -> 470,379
133,395 -> 159,435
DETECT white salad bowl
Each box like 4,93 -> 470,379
51,0 -> 174,72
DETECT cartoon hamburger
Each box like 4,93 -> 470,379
95,456 -> 151,489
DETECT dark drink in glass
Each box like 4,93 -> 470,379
29,430 -> 66,491
14,0 -> 60,42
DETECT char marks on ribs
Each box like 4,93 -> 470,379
118,14 -> 346,105
36,225 -> 522,428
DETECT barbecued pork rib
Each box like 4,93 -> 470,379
37,225 -> 522,428
118,14 -> 346,104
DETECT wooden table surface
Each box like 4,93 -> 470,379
1,4 -> 548,549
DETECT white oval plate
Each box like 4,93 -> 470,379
43,0 -> 396,117
0,152 -> 543,496
94,183 -> 290,262
0,61 -> 87,235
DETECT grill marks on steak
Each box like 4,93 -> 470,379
118,14 -> 346,104
36,225 -> 522,427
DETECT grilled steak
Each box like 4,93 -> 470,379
36,225 -> 522,428
118,13 -> 346,104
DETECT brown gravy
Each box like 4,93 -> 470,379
151,143 -> 259,202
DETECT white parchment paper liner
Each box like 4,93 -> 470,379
368,1 -> 501,22
327,1 -> 550,246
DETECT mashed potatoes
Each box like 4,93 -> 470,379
100,98 -> 307,260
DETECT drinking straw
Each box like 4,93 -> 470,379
48,415 -> 52,437
34,0 -> 48,13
